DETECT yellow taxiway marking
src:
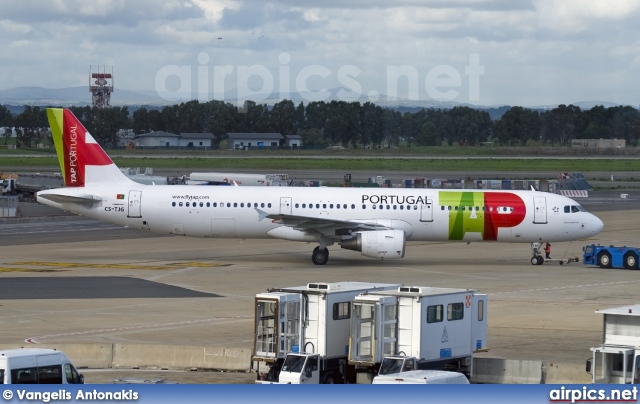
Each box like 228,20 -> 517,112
0,268 -> 65,273
170,262 -> 232,268
10,262 -> 230,271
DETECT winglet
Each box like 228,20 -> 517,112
46,108 -> 132,187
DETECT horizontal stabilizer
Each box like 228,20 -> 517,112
37,193 -> 101,205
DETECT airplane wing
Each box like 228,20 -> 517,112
37,193 -> 102,206
265,212 -> 389,236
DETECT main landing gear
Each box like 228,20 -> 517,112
312,246 -> 329,265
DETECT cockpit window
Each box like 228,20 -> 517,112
565,205 -> 586,213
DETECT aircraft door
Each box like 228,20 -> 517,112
301,355 -> 320,384
128,190 -> 142,218
420,199 -> 433,222
280,197 -> 292,215
533,196 -> 547,224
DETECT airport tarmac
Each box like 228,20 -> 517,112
0,192 -> 639,383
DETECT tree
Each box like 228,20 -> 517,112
0,105 -> 13,144
381,109 -> 401,147
132,107 -> 151,134
540,104 -> 583,146
493,106 -> 540,146
609,106 -> 640,146
14,106 -> 47,148
269,99 -> 296,136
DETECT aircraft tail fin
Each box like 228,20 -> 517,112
46,108 -> 133,187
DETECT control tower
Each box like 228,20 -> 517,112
89,65 -> 114,108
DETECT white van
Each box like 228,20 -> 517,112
372,369 -> 470,384
0,348 -> 84,384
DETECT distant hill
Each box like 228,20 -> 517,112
1,86 -> 634,119
0,86 -> 165,106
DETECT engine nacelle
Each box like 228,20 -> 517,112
340,229 -> 406,260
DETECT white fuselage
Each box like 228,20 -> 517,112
37,184 -> 603,244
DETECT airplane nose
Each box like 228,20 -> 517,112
590,214 -> 604,236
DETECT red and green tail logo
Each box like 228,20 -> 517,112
47,109 -> 113,187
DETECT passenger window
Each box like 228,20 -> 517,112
330,204 -> 333,209
373,205 -> 377,209
206,202 -> 210,207
268,203 -> 272,208
12,367 -> 36,384
186,202 -> 190,207
172,202 -> 176,207
179,202 -> 183,207
441,206 -> 445,210
200,202 -> 203,207
362,204 -> 366,209
234,203 -> 238,207
351,204 -> 355,209
343,204 -> 347,209
427,305 -> 443,323
261,203 -> 265,208
323,204 -> 326,209
38,364 -> 63,384
333,302 -> 350,320
295,203 -> 299,208
64,364 -> 82,384
316,204 -> 320,209
448,206 -> 451,211
447,303 -> 464,321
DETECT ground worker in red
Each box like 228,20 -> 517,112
544,243 -> 551,259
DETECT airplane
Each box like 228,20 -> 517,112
37,108 -> 604,266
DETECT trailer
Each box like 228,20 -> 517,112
583,244 -> 640,269
251,282 -> 401,384
530,242 -> 579,265
348,286 -> 487,383
587,305 -> 640,384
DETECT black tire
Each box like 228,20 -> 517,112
312,248 -> 329,265
531,256 -> 539,265
559,261 -> 564,265
537,256 -> 544,265
623,252 -> 638,270
597,251 -> 612,269
322,372 -> 335,384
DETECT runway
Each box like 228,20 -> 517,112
0,191 -> 639,383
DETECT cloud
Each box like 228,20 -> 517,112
0,0 -> 638,106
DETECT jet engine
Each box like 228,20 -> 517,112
340,229 -> 406,260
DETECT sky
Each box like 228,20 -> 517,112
1,0 -> 639,107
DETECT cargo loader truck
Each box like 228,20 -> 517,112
348,286 -> 488,384
251,282 -> 401,384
